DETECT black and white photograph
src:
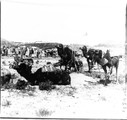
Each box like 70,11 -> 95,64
1,0 -> 127,119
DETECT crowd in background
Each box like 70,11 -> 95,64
1,45 -> 58,58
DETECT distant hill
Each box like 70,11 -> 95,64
1,39 -> 61,49
24,42 -> 85,50
24,42 -> 61,50
94,43 -> 124,48
1,38 -> 23,47
1,39 -> 86,51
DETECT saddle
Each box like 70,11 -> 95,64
100,50 -> 112,66
100,58 -> 109,66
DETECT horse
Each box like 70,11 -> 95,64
94,50 -> 120,85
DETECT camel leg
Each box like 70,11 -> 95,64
74,61 -> 78,72
87,59 -> 91,73
65,65 -> 68,71
76,62 -> 80,72
116,64 -> 119,84
60,65 -> 62,70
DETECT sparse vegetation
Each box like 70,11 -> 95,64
25,85 -> 37,92
15,80 -> 28,90
39,80 -> 53,91
1,42 -> 126,118
2,99 -> 11,107
37,109 -> 53,116
27,92 -> 35,96
1,82 -> 16,90
55,86 -> 77,96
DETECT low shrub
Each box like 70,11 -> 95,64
38,109 -> 53,116
1,82 -> 16,90
2,99 -> 11,107
39,80 -> 53,91
1,68 -> 11,86
15,79 -> 28,90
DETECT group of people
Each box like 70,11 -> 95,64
1,45 -> 47,58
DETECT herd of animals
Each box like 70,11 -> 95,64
1,44 -> 122,90
55,44 -> 121,84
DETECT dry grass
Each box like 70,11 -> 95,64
54,86 -> 77,96
2,99 -> 11,107
39,81 -> 54,91
1,82 -> 16,90
27,92 -> 35,96
37,109 -> 53,117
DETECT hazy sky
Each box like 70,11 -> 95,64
1,0 -> 126,45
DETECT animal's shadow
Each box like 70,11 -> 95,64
83,70 -> 103,78
82,70 -> 113,86
97,79 -> 111,86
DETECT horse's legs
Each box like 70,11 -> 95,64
116,67 -> 118,83
75,61 -> 79,72
102,65 -> 108,86
115,60 -> 119,84
110,66 -> 113,74
98,63 -> 100,73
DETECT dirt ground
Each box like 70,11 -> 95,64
1,46 -> 127,119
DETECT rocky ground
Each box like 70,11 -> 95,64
1,46 -> 127,119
